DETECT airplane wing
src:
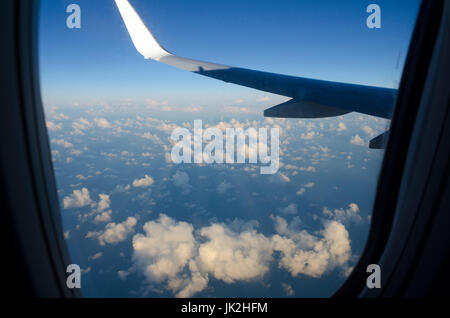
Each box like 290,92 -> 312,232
115,0 -> 394,147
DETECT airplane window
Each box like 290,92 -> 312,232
38,0 -> 420,297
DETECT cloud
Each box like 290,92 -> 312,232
132,214 -> 204,297
282,283 -> 295,296
270,172 -> 291,184
88,252 -> 103,261
272,219 -> 351,278
133,175 -> 154,188
297,182 -> 314,196
280,203 -> 298,215
323,203 -> 362,223
97,217 -> 137,246
173,171 -> 191,194
94,210 -> 112,223
362,125 -> 375,137
300,131 -> 315,140
133,214 -> 196,283
118,270 -> 130,281
256,96 -> 270,102
72,118 -> 92,133
130,214 -> 352,297
63,188 -> 92,209
337,122 -> 347,132
350,134 -> 365,146
94,117 -> 112,128
196,223 -> 273,284
97,194 -> 110,212
299,166 -> 316,172
46,121 -> 62,131
216,181 -> 233,195
51,138 -> 73,148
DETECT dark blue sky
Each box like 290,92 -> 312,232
39,0 -> 420,107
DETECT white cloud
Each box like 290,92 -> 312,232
118,270 -> 130,281
72,117 -> 92,133
300,131 -> 315,140
282,283 -> 295,296
362,125 -> 375,137
97,194 -> 110,212
130,214 -> 352,297
63,188 -> 92,209
350,134 -> 365,146
89,252 -> 103,261
133,175 -> 154,188
46,121 -> 62,131
98,217 -> 137,246
51,138 -> 73,148
323,203 -> 362,223
304,182 -> 315,188
337,122 -> 347,132
280,203 -> 298,215
196,223 -> 273,284
272,219 -> 351,278
216,181 -> 233,195
132,214 -> 203,297
270,172 -> 291,184
296,188 -> 306,196
94,117 -> 112,128
94,210 -> 112,223
173,171 -> 191,194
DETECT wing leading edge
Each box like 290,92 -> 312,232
115,0 -> 396,127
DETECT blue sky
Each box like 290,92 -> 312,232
39,0 -> 420,298
39,0 -> 420,106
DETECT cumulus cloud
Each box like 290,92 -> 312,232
350,134 -> 365,146
94,210 -> 112,223
97,194 -> 110,212
63,188 -> 92,209
337,122 -> 347,132
323,203 -> 362,223
72,117 -> 92,133
272,219 -> 351,278
97,217 -> 137,246
94,117 -> 112,128
362,125 -> 375,137
130,214 -> 352,297
133,175 -> 154,188
280,203 -> 298,215
132,214 -> 204,298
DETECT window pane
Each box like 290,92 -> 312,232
39,0 -> 420,297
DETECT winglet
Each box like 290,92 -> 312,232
115,0 -> 170,60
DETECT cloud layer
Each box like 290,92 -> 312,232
129,213 -> 352,297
